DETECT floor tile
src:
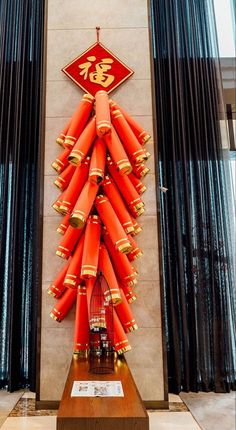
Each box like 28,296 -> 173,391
180,392 -> 236,430
168,393 -> 183,403
0,416 -> 56,430
21,393 -> 36,400
9,399 -> 57,417
0,418 -> 6,427
0,391 -> 24,415
148,411 -> 201,429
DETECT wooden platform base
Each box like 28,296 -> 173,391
57,355 -> 149,430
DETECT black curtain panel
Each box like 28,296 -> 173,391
0,0 -> 45,391
150,0 -> 236,392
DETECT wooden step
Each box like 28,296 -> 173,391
57,355 -> 149,430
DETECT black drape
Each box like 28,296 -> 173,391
0,0 -> 45,391
150,0 -> 236,392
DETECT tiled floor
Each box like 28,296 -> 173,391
0,390 -> 235,429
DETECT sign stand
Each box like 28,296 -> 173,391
57,356 -> 149,430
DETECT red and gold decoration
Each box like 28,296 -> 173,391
48,29 -> 151,357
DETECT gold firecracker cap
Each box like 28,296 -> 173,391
68,152 -> 83,166
56,137 -> 65,146
117,241 -> 132,254
83,93 -> 95,102
141,134 -> 151,144
50,312 -> 61,322
116,345 -> 132,355
56,250 -> 68,259
127,323 -> 138,332
117,162 -> 132,175
69,213 -> 86,229
125,226 -> 135,234
51,161 -> 62,172
47,289 -> 56,297
54,179 -> 64,190
128,295 -> 137,303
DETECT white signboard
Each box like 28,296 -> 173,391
71,381 -> 124,397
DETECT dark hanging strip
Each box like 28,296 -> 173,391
150,0 -> 236,392
0,0 -> 45,391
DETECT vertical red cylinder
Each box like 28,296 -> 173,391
68,117 -> 96,166
73,285 -> 90,354
64,94 -> 94,148
81,215 -> 101,279
89,137 -> 106,184
95,90 -> 111,137
95,195 -> 131,254
69,181 -> 99,228
98,244 -> 121,305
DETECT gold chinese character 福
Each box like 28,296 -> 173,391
78,56 -> 115,88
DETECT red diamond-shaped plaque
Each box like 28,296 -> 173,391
62,42 -> 134,96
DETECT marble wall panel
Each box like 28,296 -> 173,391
40,0 -> 166,403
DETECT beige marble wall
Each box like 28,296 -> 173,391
40,0 -> 165,402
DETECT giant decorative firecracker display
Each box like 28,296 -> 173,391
48,30 -> 151,358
